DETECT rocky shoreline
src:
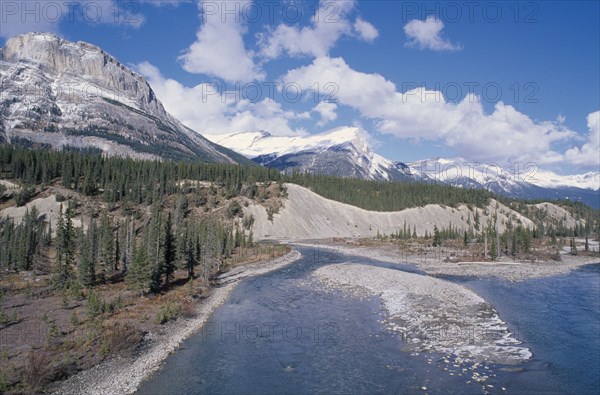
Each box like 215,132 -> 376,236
51,250 -> 302,395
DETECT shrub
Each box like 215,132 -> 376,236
155,302 -> 180,324
22,349 -> 53,392
226,200 -> 242,219
180,301 -> 196,319
15,186 -> 35,207
86,290 -> 105,319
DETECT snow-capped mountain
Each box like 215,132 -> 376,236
206,127 -> 413,181
408,158 -> 600,191
208,128 -> 599,207
409,158 -> 599,206
0,33 -> 248,163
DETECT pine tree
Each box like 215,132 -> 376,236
77,229 -> 95,287
489,227 -> 498,260
247,230 -> 254,247
53,205 -> 76,290
149,210 -> 164,292
585,233 -> 589,252
99,213 -> 115,281
432,225 -> 441,247
182,223 -> 195,280
83,165 -> 97,196
114,225 -> 121,272
163,213 -> 176,288
570,237 -> 578,255
126,239 -> 152,294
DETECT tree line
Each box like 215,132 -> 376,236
286,172 -> 493,211
0,145 -> 281,207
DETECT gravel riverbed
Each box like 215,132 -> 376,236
305,242 -> 599,281
314,263 -> 532,366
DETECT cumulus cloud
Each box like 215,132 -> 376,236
313,101 -> 338,126
565,111 -> 600,167
178,0 -> 264,83
137,62 -> 305,136
404,16 -> 462,52
353,17 -> 379,42
282,57 -> 575,164
258,0 -> 377,59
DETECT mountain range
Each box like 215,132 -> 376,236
207,128 -> 600,207
0,33 -> 597,207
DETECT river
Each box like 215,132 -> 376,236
136,246 -> 600,395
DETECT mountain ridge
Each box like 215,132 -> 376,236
207,128 -> 599,206
0,32 -> 251,164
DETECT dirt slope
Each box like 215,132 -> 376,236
245,183 -> 535,240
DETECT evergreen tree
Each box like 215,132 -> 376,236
53,205 -> 76,289
247,230 -> 254,247
148,209 -> 164,292
77,229 -> 95,287
570,237 -> 578,255
163,213 -> 176,288
126,238 -> 152,294
432,225 -> 441,247
585,233 -> 589,252
82,165 -> 97,196
99,213 -> 115,281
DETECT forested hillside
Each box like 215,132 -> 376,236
286,172 -> 492,211
0,145 -> 289,392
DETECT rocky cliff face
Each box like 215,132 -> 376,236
0,32 -> 249,163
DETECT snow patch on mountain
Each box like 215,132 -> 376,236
206,127 -> 404,181
0,32 -> 246,163
408,158 -> 600,191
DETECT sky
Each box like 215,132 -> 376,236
1,0 -> 599,174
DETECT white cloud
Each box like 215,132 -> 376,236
404,16 -> 462,52
178,0 -> 264,83
353,17 -> 378,42
313,101 -> 338,126
565,111 -> 600,167
282,57 -> 576,164
258,0 -> 377,59
137,62 -> 305,136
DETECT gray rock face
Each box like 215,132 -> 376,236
0,32 -> 247,163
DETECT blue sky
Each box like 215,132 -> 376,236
1,0 -> 599,173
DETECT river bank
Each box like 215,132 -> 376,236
299,241 -> 599,281
51,250 -> 301,395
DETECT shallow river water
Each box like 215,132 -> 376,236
137,246 -> 599,395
